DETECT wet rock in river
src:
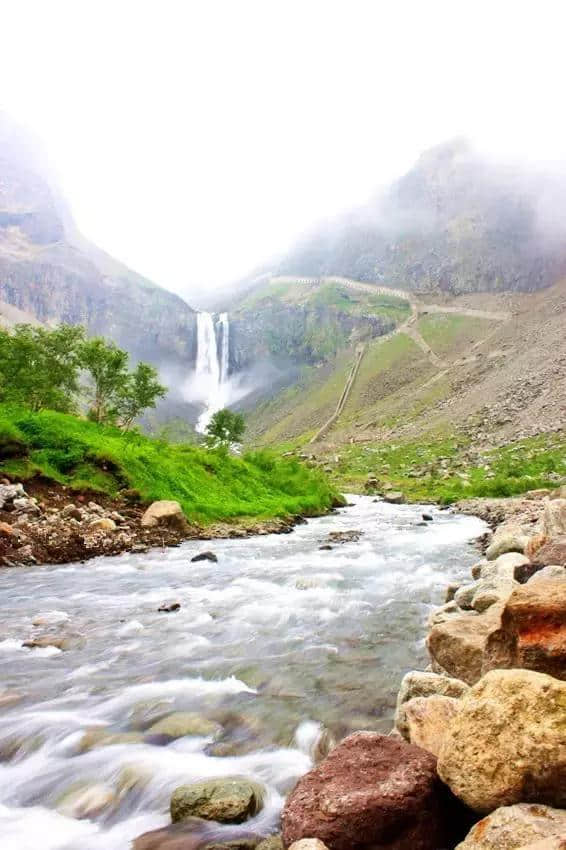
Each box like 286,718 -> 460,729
191,551 -> 218,563
147,711 -> 221,740
133,818 -> 228,850
170,777 -> 265,824
282,731 -> 461,850
78,727 -> 144,752
32,610 -> 69,626
326,530 -> 362,544
57,782 -> 116,819
158,600 -> 181,612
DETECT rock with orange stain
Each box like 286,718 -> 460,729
438,669 -> 566,813
484,580 -> 566,680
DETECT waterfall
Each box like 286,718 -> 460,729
194,311 -> 230,433
218,312 -> 230,384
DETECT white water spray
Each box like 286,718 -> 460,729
194,312 -> 230,433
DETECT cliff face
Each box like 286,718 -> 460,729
0,115 -> 198,383
228,280 -> 409,377
269,140 -> 566,295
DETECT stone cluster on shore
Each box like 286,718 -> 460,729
131,490 -> 566,850
0,480 -> 298,566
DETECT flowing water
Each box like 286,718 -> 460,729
0,497 -> 485,850
194,312 -> 230,433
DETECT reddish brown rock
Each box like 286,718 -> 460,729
484,580 -> 566,679
281,731 -> 463,850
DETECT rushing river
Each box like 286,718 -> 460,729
0,496 -> 485,850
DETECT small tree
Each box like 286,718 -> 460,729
205,408 -> 245,448
79,337 -> 130,423
116,362 -> 167,430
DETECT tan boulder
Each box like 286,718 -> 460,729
484,580 -> 566,680
519,841 -> 566,850
403,695 -> 460,756
455,803 -> 566,849
543,500 -> 566,539
438,669 -> 566,813
486,525 -> 530,560
426,604 -> 503,685
140,500 -> 188,532
394,670 -> 469,738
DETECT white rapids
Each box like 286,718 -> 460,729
0,496 -> 486,850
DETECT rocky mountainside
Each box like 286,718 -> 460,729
0,115 -> 198,395
239,139 -> 566,297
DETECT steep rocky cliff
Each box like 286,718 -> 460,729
256,139 -> 566,295
0,115 -> 198,384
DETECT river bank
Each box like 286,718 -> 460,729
0,477 -> 335,567
0,496 -> 485,849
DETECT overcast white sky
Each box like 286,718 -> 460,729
2,0 -> 566,303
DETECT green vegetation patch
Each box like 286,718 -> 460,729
318,431 -> 566,504
0,405 -> 338,522
417,313 -> 495,358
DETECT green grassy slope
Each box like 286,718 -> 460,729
0,406 -> 339,522
417,313 -> 495,357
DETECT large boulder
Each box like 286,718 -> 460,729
528,566 -> 566,583
281,731 -> 461,850
484,580 -> 566,679
141,500 -> 189,532
394,670 -> 469,738
455,803 -> 566,849
402,695 -> 460,757
170,777 -> 264,824
486,526 -> 530,560
532,537 -> 566,568
542,500 -> 566,539
438,669 -> 566,813
426,604 -> 503,684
